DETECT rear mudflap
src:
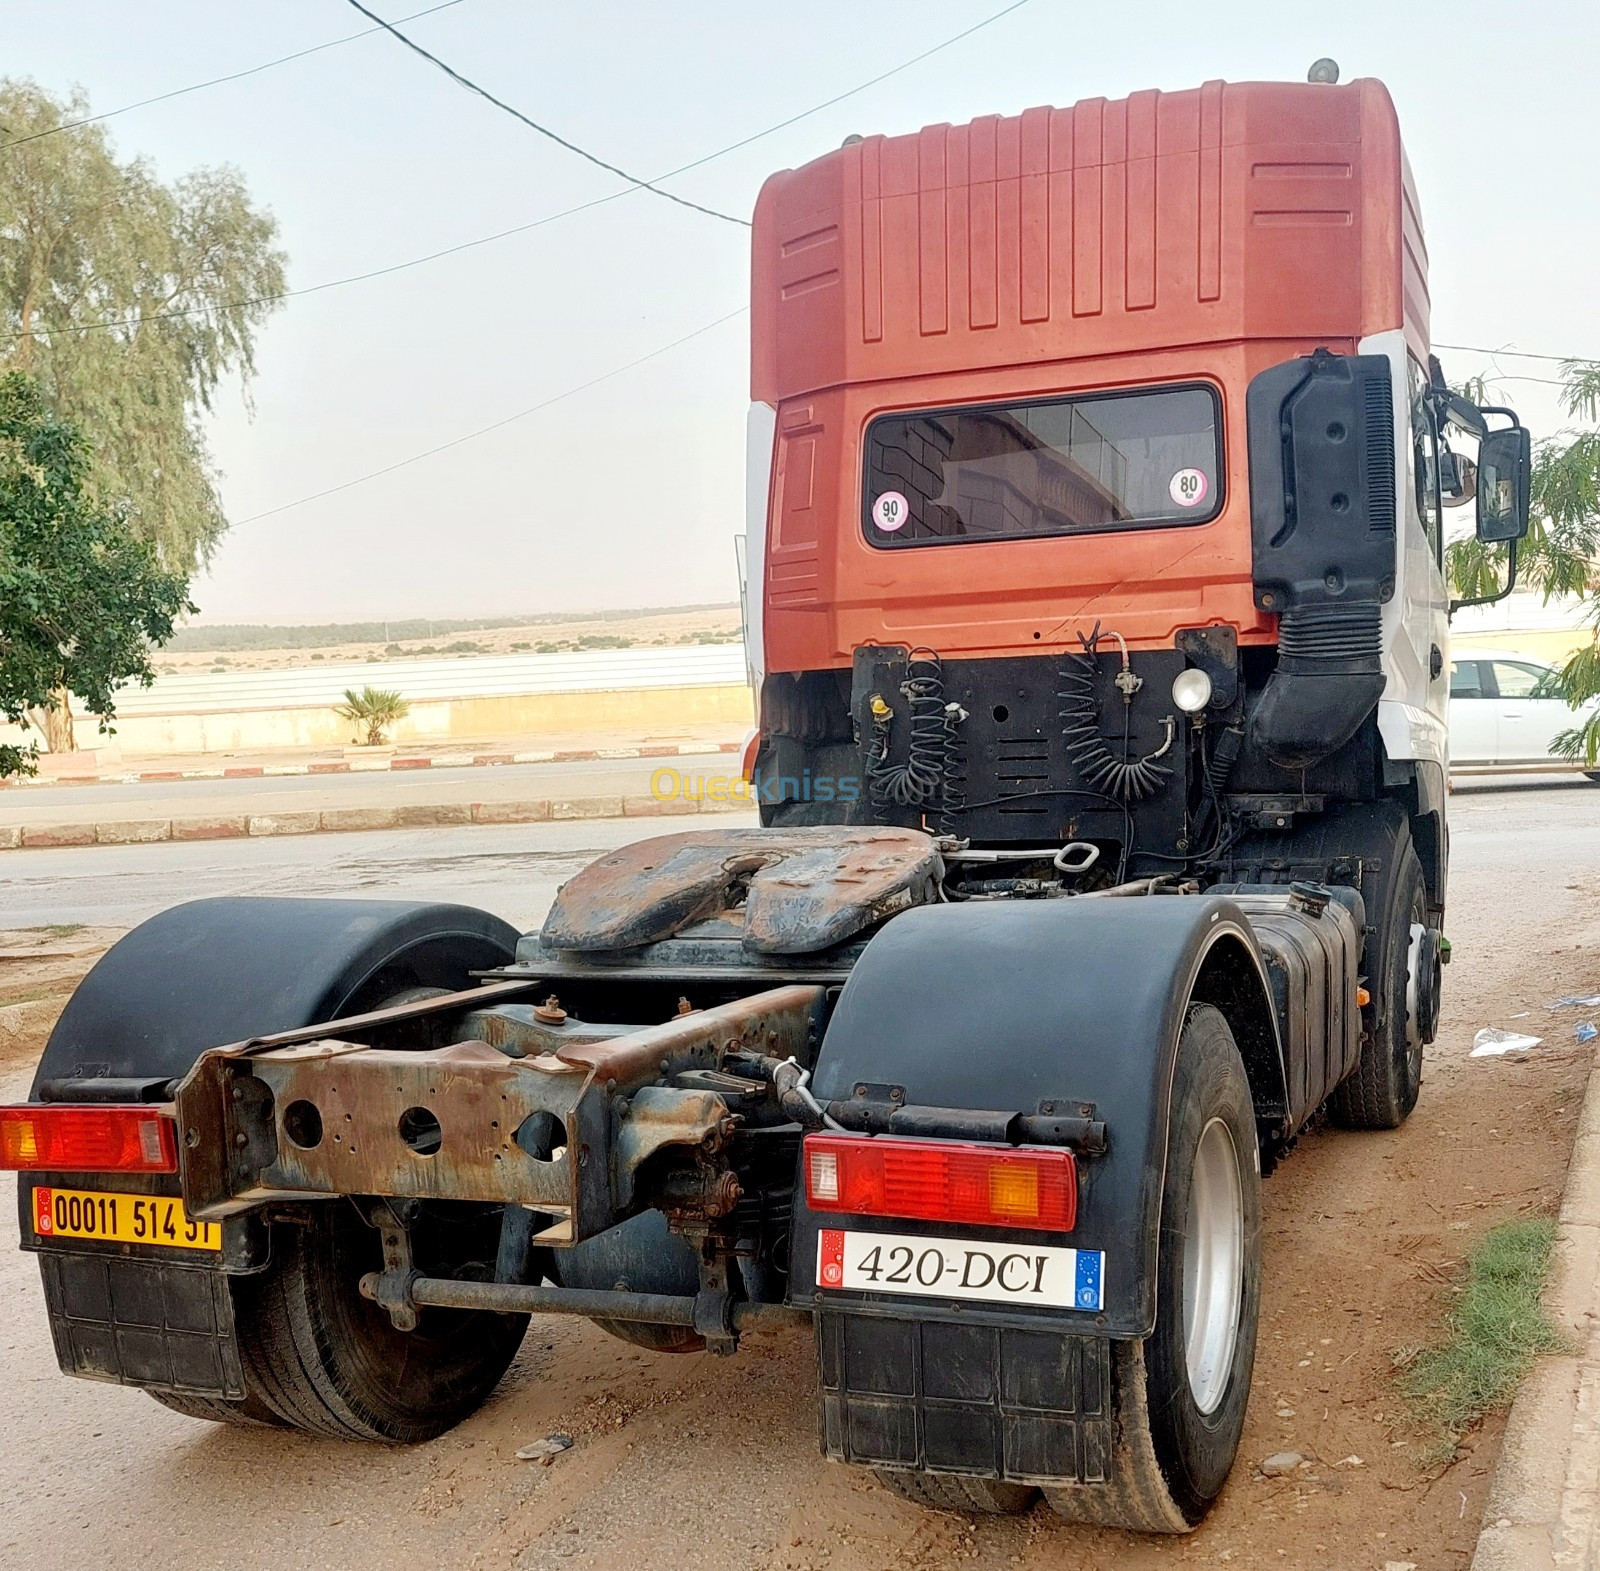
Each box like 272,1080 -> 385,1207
36,1249 -> 246,1398
17,1175 -> 261,1400
818,1307 -> 1112,1486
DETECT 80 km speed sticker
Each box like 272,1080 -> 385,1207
1169,468 -> 1209,508
871,490 -> 909,532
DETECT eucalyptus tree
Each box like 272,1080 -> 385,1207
0,78 -> 286,746
0,79 -> 286,570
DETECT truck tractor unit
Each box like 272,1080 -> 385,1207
2,69 -> 1530,1530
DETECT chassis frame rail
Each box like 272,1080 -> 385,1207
359,1271 -> 811,1333
172,982 -> 827,1244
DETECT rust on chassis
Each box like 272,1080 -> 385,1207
172,982 -> 826,1243
539,828 -> 943,955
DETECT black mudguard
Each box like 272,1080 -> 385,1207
19,897 -> 519,1401
31,896 -> 520,1095
790,897 -> 1282,1339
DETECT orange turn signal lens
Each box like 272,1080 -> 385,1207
0,1105 -> 178,1174
804,1133 -> 1077,1232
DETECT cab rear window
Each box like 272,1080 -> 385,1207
863,384 -> 1222,547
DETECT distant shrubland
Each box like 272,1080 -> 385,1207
166,605 -> 738,654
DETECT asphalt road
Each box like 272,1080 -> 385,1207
0,773 -> 1589,935
0,814 -> 710,932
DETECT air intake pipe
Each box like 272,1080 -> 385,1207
1245,350 -> 1397,770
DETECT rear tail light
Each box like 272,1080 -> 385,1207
0,1105 -> 178,1174
804,1133 -> 1077,1232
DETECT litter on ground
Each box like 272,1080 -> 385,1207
515,1434 -> 574,1463
1471,1028 -> 1544,1058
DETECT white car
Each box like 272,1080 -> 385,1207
1449,649 -> 1600,778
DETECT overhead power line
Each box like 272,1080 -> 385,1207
1,1 -> 466,150
0,189 -> 625,343
235,306 -> 747,523
1437,342 -> 1598,365
650,0 -> 1033,182
240,309 -> 1590,523
1,0 -> 1033,344
1479,374 -> 1580,389
342,0 -> 748,226
227,1 -> 1034,523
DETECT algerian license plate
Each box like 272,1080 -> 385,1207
817,1227 -> 1104,1311
32,1186 -> 221,1252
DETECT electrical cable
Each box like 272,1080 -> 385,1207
0,2 -> 467,149
0,193 -> 624,342
937,698 -> 969,833
648,0 -> 1033,183
865,649 -> 952,815
342,0 -> 747,226
1435,342 -> 1598,365
1057,627 -> 1174,802
956,787 -> 1126,813
1472,374 -> 1585,389
234,305 -> 746,523
2,0 -> 1033,343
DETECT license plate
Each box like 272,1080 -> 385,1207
32,1186 -> 221,1252
817,1227 -> 1104,1311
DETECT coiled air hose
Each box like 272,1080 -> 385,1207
936,694 -> 969,833
867,648 -> 960,815
1057,626 -> 1175,803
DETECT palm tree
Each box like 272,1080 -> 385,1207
333,686 -> 409,747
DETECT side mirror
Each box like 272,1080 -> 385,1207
1441,391 -> 1488,439
1476,426 -> 1531,543
1439,448 -> 1476,509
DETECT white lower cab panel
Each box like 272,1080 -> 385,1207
817,1227 -> 1105,1311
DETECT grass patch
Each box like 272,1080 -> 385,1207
1398,1217 -> 1566,1462
20,923 -> 85,940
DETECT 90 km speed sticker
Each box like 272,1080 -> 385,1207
818,1227 -> 1104,1311
871,490 -> 909,532
1168,468 -> 1209,508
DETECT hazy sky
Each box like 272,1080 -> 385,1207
10,0 -> 1599,624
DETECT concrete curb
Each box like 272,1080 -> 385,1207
0,740 -> 744,790
1472,1043 -> 1600,1569
0,791 -> 753,850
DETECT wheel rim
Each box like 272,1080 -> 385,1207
1403,918 -> 1429,1087
1181,1117 -> 1245,1415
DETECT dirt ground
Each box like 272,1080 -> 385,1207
0,925 -> 124,1046
0,786 -> 1593,1571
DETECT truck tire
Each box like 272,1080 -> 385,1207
1046,1004 -> 1261,1532
148,1390 -> 285,1428
26,898 -> 528,1435
232,1199 -> 528,1443
552,1210 -> 706,1354
874,1470 -> 1037,1514
1328,833 -> 1426,1130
